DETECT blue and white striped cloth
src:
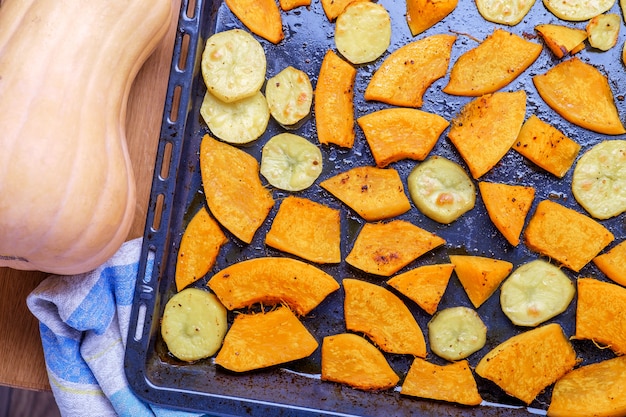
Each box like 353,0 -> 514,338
26,238 -> 205,417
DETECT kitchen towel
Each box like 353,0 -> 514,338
26,237 -> 206,417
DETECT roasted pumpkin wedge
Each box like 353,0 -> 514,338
548,355 -> 626,417
199,135 -> 274,244
386,263 -> 455,315
321,333 -> 400,391
320,0 -> 363,21
513,115 -> 581,178
364,34 -> 456,108
279,0 -> 310,11
215,306 -> 318,372
315,50 -> 356,148
224,0 -> 284,44
535,24 -> 587,58
265,196 -> 341,264
346,220 -> 445,277
443,29 -> 542,96
533,57 -> 625,135
475,323 -> 578,405
448,91 -> 527,179
406,0 -> 458,36
524,200 -> 614,272
207,257 -> 340,315
320,166 -> 411,221
593,240 -> 626,286
343,278 -> 427,357
449,255 -> 513,308
478,181 -> 535,246
357,108 -> 449,167
575,278 -> 626,355
402,358 -> 482,406
175,207 -> 228,291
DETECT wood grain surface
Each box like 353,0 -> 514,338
0,0 -> 182,391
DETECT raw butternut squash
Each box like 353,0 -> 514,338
0,0 -> 173,274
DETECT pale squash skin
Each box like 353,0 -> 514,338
0,0 -> 173,274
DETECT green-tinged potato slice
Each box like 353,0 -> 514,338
200,90 -> 270,144
428,306 -> 487,361
407,156 -> 476,224
572,140 -> 626,220
587,13 -> 621,51
201,29 -> 266,103
161,288 -> 228,362
334,1 -> 391,64
500,260 -> 575,327
543,0 -> 615,21
475,0 -> 536,25
266,66 -> 313,127
260,133 -> 323,191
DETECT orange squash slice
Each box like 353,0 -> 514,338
575,278 -> 626,355
320,0 -> 365,21
406,0 -> 458,36
548,355 -> 626,417
224,0 -> 284,44
386,263 -> 455,314
357,108 -> 449,167
524,200 -> 614,272
343,278 -> 427,356
535,24 -> 587,58
315,50 -> 356,148
448,91 -> 527,179
265,196 -> 341,264
207,257 -> 340,315
533,57 -> 625,135
321,333 -> 400,390
215,306 -> 318,372
175,207 -> 228,291
364,34 -> 456,108
449,255 -> 512,308
402,358 -> 482,406
513,115 -> 581,178
320,166 -> 411,221
478,181 -> 535,246
475,323 -> 578,405
199,135 -> 274,244
443,29 -> 542,96
346,220 -> 445,277
279,0 -> 310,11
593,240 -> 626,286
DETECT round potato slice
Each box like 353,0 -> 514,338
201,29 -> 266,103
200,90 -> 270,144
500,260 -> 575,327
475,0 -> 536,25
428,306 -> 487,361
161,288 -> 228,362
334,2 -> 391,65
572,140 -> 626,219
587,13 -> 621,51
260,133 -> 323,191
266,66 -> 313,127
543,0 -> 615,21
407,156 -> 476,224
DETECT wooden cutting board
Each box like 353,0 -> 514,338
0,0 -> 182,391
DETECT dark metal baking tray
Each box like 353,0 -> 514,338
125,0 -> 626,415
